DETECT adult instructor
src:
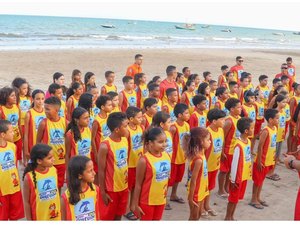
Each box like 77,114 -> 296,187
126,54 -> 143,77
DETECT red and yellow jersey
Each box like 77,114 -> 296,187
62,184 -> 100,221
224,115 -> 241,155
143,113 -> 153,130
162,102 -> 176,123
58,100 -> 67,118
176,82 -> 184,99
246,83 -> 255,92
239,87 -> 248,104
182,91 -> 195,114
187,153 -> 209,202
68,95 -> 79,118
165,130 -> 173,158
230,138 -> 252,184
219,74 -> 227,88
230,65 -> 244,82
189,110 -> 207,129
140,151 -> 171,205
285,104 -> 291,122
93,114 -> 111,152
277,109 -> 286,142
288,64 -> 296,82
209,91 -> 217,109
102,137 -> 128,192
128,125 -> 144,168
215,99 -> 229,115
205,127 -> 224,171
156,98 -> 162,112
256,85 -> 270,108
0,142 -> 20,196
242,104 -> 256,138
120,90 -> 137,112
255,126 -> 277,167
228,92 -> 238,99
26,167 -> 61,220
253,101 -> 265,120
0,104 -> 21,142
204,95 -> 211,114
159,79 -> 177,105
291,96 -> 300,118
41,117 -> 66,165
19,96 -> 32,126
111,106 -> 121,113
28,108 -> 46,152
136,83 -> 149,109
67,127 -> 92,159
171,121 -> 190,164
102,84 -> 117,95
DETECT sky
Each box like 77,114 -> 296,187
1,0 -> 300,31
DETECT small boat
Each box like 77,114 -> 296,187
175,24 -> 196,30
293,32 -> 300,35
201,25 -> 210,28
272,32 -> 285,36
221,29 -> 231,32
101,24 -> 115,28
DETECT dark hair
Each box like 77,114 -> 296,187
143,127 -> 165,145
67,156 -> 94,205
72,69 -> 81,77
182,67 -> 189,73
11,77 -> 31,102
272,78 -> 281,85
188,74 -> 199,82
134,73 -> 145,86
53,72 -> 64,82
166,65 -> 176,75
148,83 -> 159,92
105,71 -> 114,78
107,112 -> 127,132
209,80 -> 217,86
166,88 -> 177,97
78,93 -> 93,114
147,76 -> 161,87
273,94 -> 286,109
122,76 -> 133,84
135,54 -> 143,59
126,106 -> 142,119
292,82 -> 300,90
0,87 -> 15,105
226,71 -> 233,78
216,87 -> 227,97
48,83 -> 62,95
66,82 -> 82,100
221,65 -> 228,71
96,95 -> 111,109
66,107 -> 88,142
182,79 -> 195,92
244,90 -> 255,103
144,98 -> 157,110
237,117 -> 253,134
174,103 -> 188,118
152,112 -> 170,127
225,98 -> 240,111
265,108 -> 279,121
273,85 -> 284,96
236,56 -> 243,61
22,144 -> 52,188
107,91 -> 118,99
183,127 -> 209,160
240,74 -> 249,82
198,82 -> 209,95
229,81 -> 238,87
176,72 -> 184,82
203,71 -> 211,79
192,94 -> 206,106
207,108 -> 226,123
0,119 -> 11,133
281,75 -> 289,81
44,96 -> 61,107
286,57 -> 293,62
84,72 -> 96,91
259,75 -> 268,82
31,89 -> 45,108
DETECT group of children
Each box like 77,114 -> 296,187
0,56 -> 298,221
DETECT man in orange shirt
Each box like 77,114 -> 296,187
126,54 -> 143,77
159,65 -> 178,105
230,56 -> 244,82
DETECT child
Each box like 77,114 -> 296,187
0,87 -> 22,162
46,72 -> 68,101
48,83 -> 67,118
268,78 -> 282,104
180,80 -> 196,114
66,82 -> 84,121
237,75 -> 249,104
169,103 -> 190,205
191,74 -> 201,94
176,72 -> 185,99
197,82 -> 211,114
204,109 -> 226,216
268,85 -> 285,108
36,97 -> 67,192
23,90 -> 46,165
84,72 -> 96,92
217,65 -> 229,88
141,98 -> 158,130
225,118 -> 254,220
189,95 -> 207,129
130,127 -> 171,220
215,87 -> 229,115
124,107 -> 144,220
209,80 -> 218,109
78,93 -> 94,129
147,76 -> 162,87
101,71 -> 117,95
183,127 -> 211,220
65,107 -> 91,166
253,90 -> 265,153
289,83 -> 300,153
281,75 -> 292,95
61,156 -> 100,221
228,81 -> 239,99
246,72 -> 255,92
119,76 -> 137,112
22,143 -> 60,220
0,120 -> 24,220
250,109 -> 278,209
107,91 -> 120,113
148,83 -> 162,111
98,112 -> 129,220
203,71 -> 212,84
182,67 -> 191,84
162,88 -> 178,123
256,75 -> 270,109
89,86 -> 100,116
217,98 -> 242,198
135,73 -> 149,109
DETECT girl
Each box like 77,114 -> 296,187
253,90 -> 265,153
23,90 -> 46,166
268,85 -> 285,108
12,77 -> 32,136
130,127 -> 171,220
176,72 -> 185,101
134,73 -> 149,109
215,87 -> 229,115
84,72 -> 96,92
147,76 -> 162,87
183,127 -> 211,220
78,93 -> 94,129
190,74 -> 201,95
22,143 -> 61,220
46,72 -> 68,101
71,69 -> 85,91
61,156 -> 100,221
181,80 -> 196,114
65,107 -> 91,167
0,87 -> 22,161
89,86 -> 100,116
66,82 -> 84,121
198,82 -> 211,114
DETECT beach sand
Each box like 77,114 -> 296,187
1,48 -> 299,220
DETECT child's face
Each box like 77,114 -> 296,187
270,113 -> 280,127
260,78 -> 268,86
38,150 -> 55,167
198,100 -> 207,111
241,78 -> 249,87
228,72 -> 234,81
202,134 -> 211,149
125,80 -> 134,90
20,83 -> 29,96
55,76 -> 65,86
222,68 -> 229,75
111,96 -> 119,107
141,75 -> 147,84
89,75 -> 96,85
149,133 -> 167,153
117,119 -> 129,137
53,88 -> 63,100
195,76 -> 201,85
34,93 -> 45,108
247,96 -> 255,104
282,79 -> 289,85
80,160 -> 96,183
78,112 -> 90,127
131,111 -> 143,125
274,81 -> 281,88
247,122 -> 255,137
7,91 -> 16,104
231,103 -> 242,116
178,76 -> 185,83
74,85 -> 84,96
148,104 -> 158,115
188,82 -> 196,92
150,88 -> 160,98
295,86 -> 300,95
278,99 -> 287,109
74,74 -> 81,83
215,117 -> 225,128
230,84 -> 239,93
90,88 -> 99,104
44,104 -> 59,118
180,109 -> 190,122
205,86 -> 211,95
258,90 -> 264,99
169,92 -> 178,103
3,124 -> 14,142
205,74 -> 212,82
155,78 -> 162,85
210,82 -> 218,91
221,90 -> 229,100
101,100 -> 113,113
248,74 -> 252,82
107,73 -> 115,83
161,118 -> 171,131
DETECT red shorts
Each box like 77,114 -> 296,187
99,189 -> 129,220
168,163 -> 185,187
139,203 -> 165,220
228,180 -> 247,204
285,121 -> 290,137
220,153 -> 233,173
128,168 -> 136,191
208,170 -> 218,191
90,151 -> 98,173
295,188 -> 300,221
254,119 -> 264,136
54,164 -> 66,188
0,191 -> 24,220
252,163 -> 274,187
14,139 -> 22,161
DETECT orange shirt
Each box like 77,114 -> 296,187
126,63 -> 142,77
159,79 -> 177,105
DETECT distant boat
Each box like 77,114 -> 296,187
101,24 -> 115,28
221,29 -> 231,32
293,32 -> 300,35
128,21 -> 137,25
175,24 -> 196,30
272,32 -> 285,36
201,25 -> 210,28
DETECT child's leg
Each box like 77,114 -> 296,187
231,203 -> 238,220
225,202 -> 236,220
170,182 -> 179,199
189,200 -> 200,220
250,138 -> 256,155
217,171 -> 227,195
250,183 -> 260,204
287,125 -> 293,153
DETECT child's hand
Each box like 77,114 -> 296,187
188,197 -> 199,208
257,162 -> 265,171
101,193 -> 112,206
283,153 -> 296,169
221,152 -> 227,162
135,206 -> 145,218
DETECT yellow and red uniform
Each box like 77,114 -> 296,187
162,102 -> 176,123
228,92 -> 238,99
143,113 -> 153,130
101,84 -> 117,95
58,100 -> 67,118
277,109 -> 286,142
209,91 -> 217,109
253,101 -> 265,136
126,63 -> 142,77
136,83 -> 149,109
219,74 -> 227,88
159,79 -> 177,105
67,95 -> 79,120
242,104 -> 256,138
120,90 -> 137,112
189,109 -> 207,129
256,85 -> 270,108
93,114 -> 111,152
285,104 -> 291,137
165,130 -> 173,158
176,82 -> 184,101
182,91 -> 195,114
215,99 -> 229,115
19,96 -> 32,129
204,95 -> 211,114
156,98 -> 162,112
287,64 -> 296,82
230,65 -> 244,82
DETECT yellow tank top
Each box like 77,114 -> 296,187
70,95 -> 79,108
277,109 -> 286,142
111,106 -> 120,113
75,127 -> 92,158
210,91 -> 217,109
207,127 -> 224,171
235,138 -> 252,181
94,115 -> 111,142
204,95 -> 211,114
177,82 -> 183,96
0,142 -> 20,195
191,110 -> 207,128
216,99 -> 229,115
128,125 -> 144,168
58,100 -> 66,118
254,101 -> 265,120
29,108 -> 46,145
1,105 -> 21,142
138,83 -> 149,109
156,98 -> 162,112
123,90 -> 137,108
257,85 -> 270,108
228,115 -> 241,155
243,104 -> 256,138
19,96 -> 31,126
174,122 -> 190,164
103,84 -> 117,93
164,102 -> 176,123
165,130 -> 173,158
285,104 -> 291,122
184,91 -> 195,114
228,92 -> 238,99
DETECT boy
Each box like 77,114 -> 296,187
217,98 -> 242,198
0,120 -> 24,220
256,75 -> 270,109
107,91 -> 120,113
250,109 -> 279,209
281,75 -> 292,95
228,81 -> 239,99
237,75 -> 249,104
159,65 -> 178,105
101,71 -> 117,95
98,112 -> 129,220
141,98 -> 158,129
215,87 -> 229,115
246,72 -> 255,92
209,80 -> 218,109
204,109 -> 226,216
119,76 -> 137,112
169,103 -> 190,205
48,83 -> 67,118
217,65 -> 229,87
268,78 -> 282,103
148,83 -> 162,111
162,88 -> 178,123
36,96 -> 67,192
225,117 -> 254,220
203,71 -> 212,84
124,106 -> 144,220
189,95 -> 207,129
182,67 -> 191,84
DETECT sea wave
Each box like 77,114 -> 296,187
0,32 -> 24,38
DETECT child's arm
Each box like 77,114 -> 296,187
221,119 -> 232,161
23,112 -> 30,166
91,120 -> 99,163
268,90 -> 274,105
169,124 -> 176,138
214,102 -> 220,110
237,87 -> 242,100
118,92 -> 124,111
188,158 -> 202,207
22,175 -> 32,220
188,114 -> 196,129
217,75 -> 223,87
98,142 -> 111,205
256,129 -> 268,171
290,98 -> 296,119
66,98 -> 73,121
60,195 -> 67,220
100,86 -> 106,95
141,116 -> 146,128
36,119 -> 46,143
65,132 -> 71,168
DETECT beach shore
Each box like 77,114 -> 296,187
1,48 -> 299,220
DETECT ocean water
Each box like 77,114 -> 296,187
1,14 -> 300,50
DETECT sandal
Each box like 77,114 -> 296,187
170,196 -> 185,204
216,192 -> 228,199
165,203 -> 172,210
201,210 -> 209,218
248,202 -> 264,209
124,211 -> 138,220
207,209 -> 218,216
266,174 -> 281,181
259,201 -> 269,207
